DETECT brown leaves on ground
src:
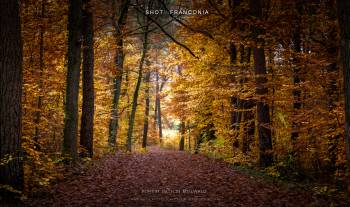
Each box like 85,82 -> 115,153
26,147 -> 343,207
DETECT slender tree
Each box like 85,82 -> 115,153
240,46 -> 255,154
323,0 -> 341,171
63,0 -> 83,160
187,123 -> 191,151
80,0 -> 94,158
291,1 -> 303,142
154,70 -> 159,133
127,26 -> 149,152
155,70 -> 163,142
179,121 -> 185,151
108,0 -> 130,147
337,0 -> 350,167
34,0 -> 46,145
229,43 -> 240,149
0,0 -> 24,196
142,63 -> 151,148
249,0 -> 273,167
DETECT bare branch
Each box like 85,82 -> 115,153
131,4 -> 198,58
207,0 -> 227,19
157,0 -> 214,39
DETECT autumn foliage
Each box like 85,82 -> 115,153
1,0 -> 350,204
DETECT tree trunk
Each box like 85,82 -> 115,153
188,122 -> 191,151
0,0 -> 24,196
179,121 -> 185,151
228,0 -> 242,144
237,45 -> 255,154
337,0 -> 350,167
154,71 -> 159,133
241,47 -> 255,153
80,0 -> 94,158
156,72 -> 163,142
195,135 -> 202,154
127,31 -> 149,152
322,0 -> 340,173
291,4 -> 302,141
63,0 -> 82,161
250,0 -> 273,167
241,100 -> 255,153
142,70 -> 151,148
108,47 -> 123,147
230,42 -> 239,137
108,0 -> 129,147
254,48 -> 273,167
34,0 -> 46,145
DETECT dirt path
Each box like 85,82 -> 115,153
26,147 -> 336,207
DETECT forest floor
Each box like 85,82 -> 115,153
26,147 -> 348,207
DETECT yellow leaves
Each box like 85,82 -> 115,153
0,184 -> 22,195
264,165 -> 281,178
0,154 -> 15,166
138,147 -> 149,154
22,135 -> 61,193
38,177 -> 51,186
275,111 -> 288,128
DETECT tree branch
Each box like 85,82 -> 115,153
157,0 -> 214,39
131,4 -> 198,58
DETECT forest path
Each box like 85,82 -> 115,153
27,147 -> 329,207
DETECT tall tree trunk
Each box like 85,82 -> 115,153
34,0 -> 46,145
127,31 -> 149,152
0,0 -> 24,196
80,0 -> 94,158
108,0 -> 130,147
188,125 -> 191,151
179,121 -> 185,151
228,0 -> 243,150
337,0 -> 350,167
63,0 -> 82,161
142,69 -> 151,148
231,0 -> 252,148
156,72 -> 163,142
291,3 -> 302,141
230,43 -> 239,138
238,45 -> 255,154
195,136 -> 202,154
250,0 -> 273,167
154,71 -> 159,133
322,0 -> 340,173
108,46 -> 123,147
241,47 -> 255,153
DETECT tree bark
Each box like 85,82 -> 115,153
63,0 -> 82,161
142,68 -> 151,148
322,0 -> 340,172
237,45 -> 255,154
188,126 -> 191,151
291,3 -> 302,141
80,0 -> 94,158
34,0 -> 46,145
230,43 -> 239,136
127,30 -> 149,152
337,0 -> 350,167
154,71 -> 159,133
108,43 -> 123,147
228,0 -> 245,151
155,72 -> 163,142
250,0 -> 273,167
108,0 -> 129,147
179,121 -> 185,151
0,0 -> 24,195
